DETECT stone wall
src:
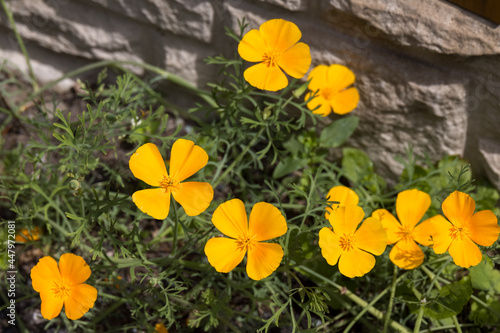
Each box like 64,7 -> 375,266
1,0 -> 500,190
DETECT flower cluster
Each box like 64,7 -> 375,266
319,186 -> 500,277
238,18 -> 359,116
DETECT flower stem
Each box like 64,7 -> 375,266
212,127 -> 265,188
383,264 -> 399,333
414,305 -> 425,333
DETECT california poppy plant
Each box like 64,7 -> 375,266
129,139 -> 214,220
204,199 -> 288,280
431,191 -> 500,268
305,64 -> 360,116
319,205 -> 387,278
238,18 -> 311,91
372,189 -> 436,270
30,253 -> 97,320
325,185 -> 359,219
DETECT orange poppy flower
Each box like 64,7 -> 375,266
305,64 -> 360,116
129,139 -> 214,220
319,205 -> 387,278
431,191 -> 500,268
30,253 -> 97,320
325,185 -> 359,219
238,18 -> 311,91
15,226 -> 42,242
205,199 -> 288,280
372,189 -> 436,270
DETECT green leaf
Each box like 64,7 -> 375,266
283,136 -> 304,155
423,276 -> 473,320
341,147 -> 372,183
319,116 -> 358,148
341,147 -> 386,192
469,256 -> 500,293
273,155 -> 308,178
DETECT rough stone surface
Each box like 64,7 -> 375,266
1,0 -> 500,191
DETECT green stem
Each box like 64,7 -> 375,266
383,264 -> 399,333
212,127 -> 265,188
414,305 -> 425,333
0,0 -> 38,91
298,266 -> 411,333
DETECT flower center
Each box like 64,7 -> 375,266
396,227 -> 413,242
449,224 -> 469,240
339,233 -> 355,252
52,279 -> 71,300
235,234 -> 256,252
159,175 -> 181,194
262,50 -> 280,68
320,88 -> 335,100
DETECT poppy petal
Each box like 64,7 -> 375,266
325,186 -> 359,219
338,248 -> 375,278
39,290 -> 64,320
430,215 -> 454,254
442,191 -> 475,226
329,205 -> 365,235
132,188 -> 171,220
211,198 -> 248,239
396,189 -> 431,229
172,181 -> 213,216
31,256 -> 61,293
330,87 -> 360,115
413,217 -> 438,246
59,253 -> 91,286
238,29 -> 267,62
169,139 -> 209,182
326,64 -> 356,92
64,284 -> 98,320
355,216 -> 387,255
318,227 -> 342,266
448,236 -> 482,268
246,242 -> 284,280
129,143 -> 167,186
468,210 -> 500,246
279,42 -> 311,79
372,209 -> 401,244
307,65 -> 328,93
204,237 -> 245,273
244,62 -> 288,91
306,93 -> 332,116
248,202 -> 287,241
389,239 -> 425,270
259,19 -> 301,53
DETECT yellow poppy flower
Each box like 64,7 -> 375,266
372,189 -> 436,270
30,253 -> 97,320
305,64 -> 360,116
129,139 -> 214,220
204,199 -> 288,280
325,185 -> 359,219
154,323 -> 169,333
238,18 -> 311,91
15,226 -> 42,242
319,205 -> 387,278
431,191 -> 500,268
